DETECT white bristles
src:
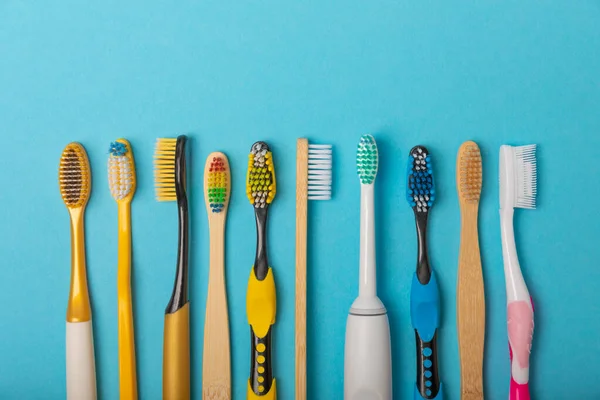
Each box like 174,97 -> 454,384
308,144 -> 332,200
514,144 -> 537,209
108,156 -> 134,200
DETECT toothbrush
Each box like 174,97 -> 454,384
59,142 -> 97,400
499,145 -> 537,400
154,136 -> 190,400
202,152 -> 232,399
406,146 -> 443,400
295,139 -> 333,400
108,139 -> 138,400
246,141 -> 277,400
456,141 -> 485,400
344,134 -> 392,400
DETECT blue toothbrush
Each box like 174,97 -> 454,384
406,146 -> 443,400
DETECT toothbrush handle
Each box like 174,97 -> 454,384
414,335 -> 444,400
411,272 -> 443,400
247,267 -> 277,399
163,303 -> 190,400
344,313 -> 392,399
510,376 -> 531,400
66,321 -> 97,400
457,209 -> 485,399
117,202 -> 137,400
507,298 -> 534,400
501,208 -> 534,400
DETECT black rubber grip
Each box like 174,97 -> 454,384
415,331 -> 440,399
249,327 -> 273,395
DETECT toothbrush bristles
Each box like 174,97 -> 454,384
514,144 -> 537,209
308,144 -> 332,200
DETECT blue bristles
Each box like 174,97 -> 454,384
109,141 -> 128,157
210,203 -> 224,213
406,146 -> 435,213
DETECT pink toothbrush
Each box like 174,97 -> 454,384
499,144 -> 537,400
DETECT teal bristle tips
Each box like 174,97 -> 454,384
109,142 -> 127,157
357,134 -> 378,184
407,145 -> 435,213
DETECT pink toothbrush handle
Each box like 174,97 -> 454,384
507,298 -> 534,400
510,377 -> 530,400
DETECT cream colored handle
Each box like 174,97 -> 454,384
66,321 -> 97,400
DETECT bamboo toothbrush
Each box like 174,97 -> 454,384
344,134 -> 392,400
154,136 -> 191,400
295,139 -> 332,400
406,146 -> 443,400
108,139 -> 138,400
59,142 -> 97,400
456,141 -> 485,400
246,141 -> 277,400
202,152 -> 232,399
499,145 -> 537,400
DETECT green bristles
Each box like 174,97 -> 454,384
357,134 -> 378,185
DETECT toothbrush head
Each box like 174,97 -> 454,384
407,145 -> 435,213
154,136 -> 187,202
108,139 -> 136,202
500,144 -> 537,210
457,141 -> 482,204
59,142 -> 91,209
246,141 -> 276,208
357,134 -> 378,185
308,143 -> 333,200
204,152 -> 231,214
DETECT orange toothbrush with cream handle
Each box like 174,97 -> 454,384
59,142 -> 97,400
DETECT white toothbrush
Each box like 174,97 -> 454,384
499,144 -> 537,400
344,134 -> 392,400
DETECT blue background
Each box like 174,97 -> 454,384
1,1 -> 599,399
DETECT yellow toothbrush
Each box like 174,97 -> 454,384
59,142 -> 97,400
202,152 -> 232,399
246,141 -> 277,400
154,136 -> 191,400
108,139 -> 138,400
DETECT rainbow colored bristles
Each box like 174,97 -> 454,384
207,156 -> 228,213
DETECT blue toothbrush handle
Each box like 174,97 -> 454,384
411,271 -> 443,400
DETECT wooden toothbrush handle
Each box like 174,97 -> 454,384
202,223 -> 231,400
457,209 -> 486,400
295,138 -> 308,400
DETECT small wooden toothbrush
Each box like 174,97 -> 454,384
295,139 -> 332,400
456,141 -> 486,400
202,152 -> 232,400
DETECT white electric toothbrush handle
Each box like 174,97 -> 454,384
344,314 -> 392,400
359,184 -> 376,297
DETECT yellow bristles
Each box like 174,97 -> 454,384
154,138 -> 178,202
246,142 -> 276,208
